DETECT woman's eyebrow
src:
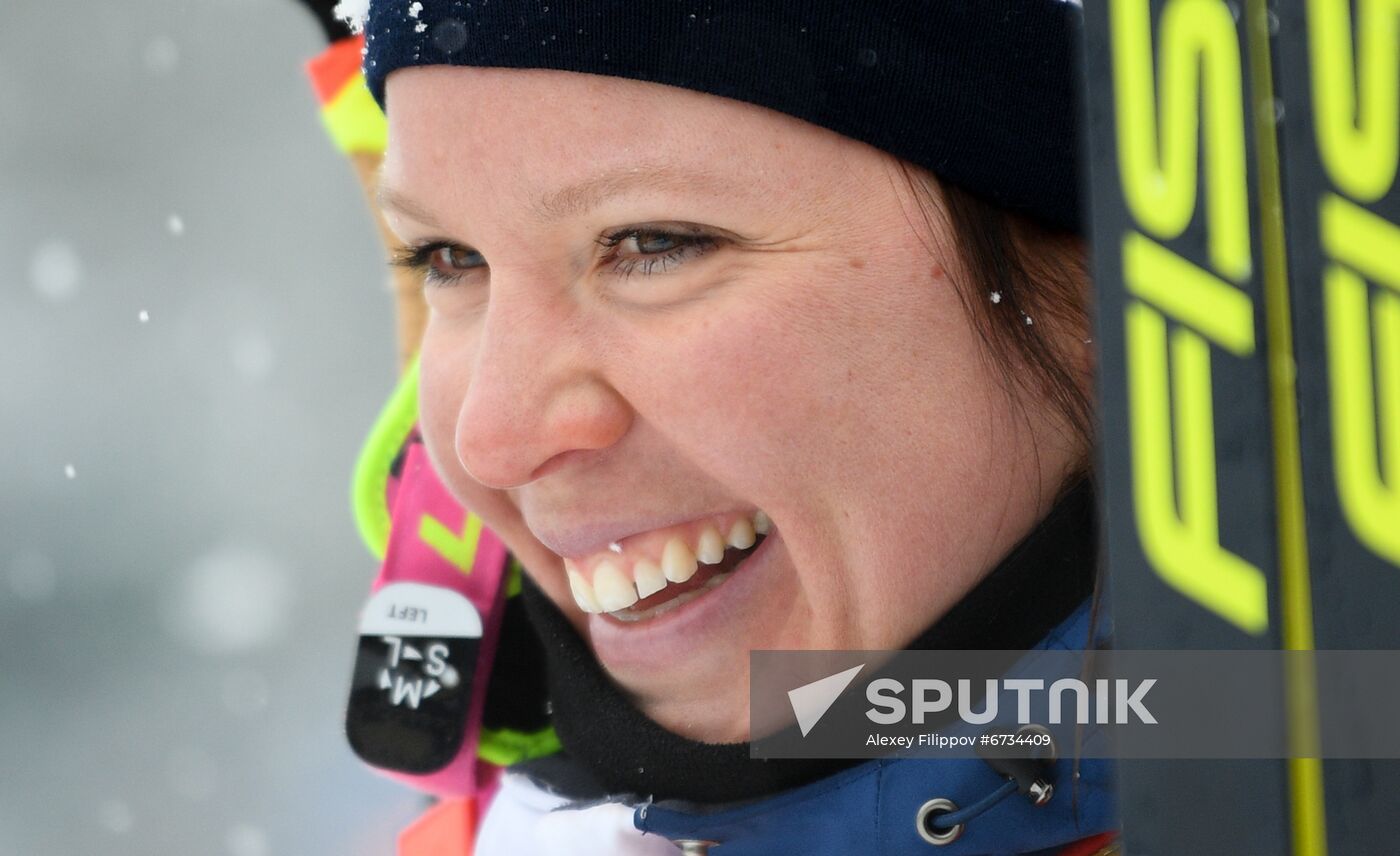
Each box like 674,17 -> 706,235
377,184 -> 444,229
378,164 -> 729,228
531,164 -> 728,222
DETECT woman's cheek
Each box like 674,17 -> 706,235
654,269 -> 898,479
626,289 -> 830,483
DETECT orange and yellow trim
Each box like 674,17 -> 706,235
306,35 -> 388,155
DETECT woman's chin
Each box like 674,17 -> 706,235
635,687 -> 753,744
580,532 -> 793,743
590,609 -> 758,744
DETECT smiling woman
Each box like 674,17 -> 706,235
382,66 -> 1087,744
322,2 -> 1114,854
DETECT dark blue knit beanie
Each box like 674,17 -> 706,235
357,1 -> 1085,232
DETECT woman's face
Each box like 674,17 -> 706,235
380,67 -> 1083,742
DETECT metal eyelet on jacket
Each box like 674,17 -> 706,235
917,726 -> 1062,845
670,839 -> 720,855
915,798 -> 964,846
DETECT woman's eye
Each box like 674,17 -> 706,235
625,232 -> 681,254
599,225 -> 719,278
391,241 -> 486,287
429,246 -> 485,276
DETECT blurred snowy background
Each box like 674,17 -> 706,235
0,1 -> 424,853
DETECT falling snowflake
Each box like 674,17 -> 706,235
226,824 -> 270,856
64,464 -> 76,479
163,543 -> 295,654
1024,315 -> 1034,326
143,36 -> 179,74
138,309 -> 150,323
408,1 -> 423,18
29,240 -> 83,301
415,21 -> 428,33
167,215 -> 185,236
989,291 -> 1002,304
231,331 -> 275,381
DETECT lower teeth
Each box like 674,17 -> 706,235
609,570 -> 734,622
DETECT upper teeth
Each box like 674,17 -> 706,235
727,518 -> 756,550
562,511 -> 771,615
591,561 -> 637,612
662,538 -> 697,584
695,528 -> 726,565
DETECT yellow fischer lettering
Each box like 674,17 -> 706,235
1124,232 -> 1256,357
1308,0 -> 1400,203
1125,266 -> 1269,635
1111,0 -> 1252,280
1320,194 -> 1400,565
1113,0 -> 1267,632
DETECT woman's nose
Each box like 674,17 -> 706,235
451,291 -> 632,490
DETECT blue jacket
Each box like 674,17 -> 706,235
635,599 -> 1116,855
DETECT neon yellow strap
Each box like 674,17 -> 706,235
352,356 -> 421,560
478,726 -> 563,767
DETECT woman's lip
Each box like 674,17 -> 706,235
584,529 -> 782,671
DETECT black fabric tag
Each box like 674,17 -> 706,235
346,582 -> 483,774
